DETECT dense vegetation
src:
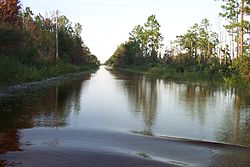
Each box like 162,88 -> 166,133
106,1 -> 250,86
0,0 -> 100,87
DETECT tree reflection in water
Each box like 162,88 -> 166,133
109,69 -> 250,146
127,76 -> 158,135
0,74 -> 91,153
110,70 -> 158,136
1,67 -> 250,154
170,81 -> 250,146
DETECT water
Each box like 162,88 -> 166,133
0,66 -> 250,147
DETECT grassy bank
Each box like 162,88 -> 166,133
113,64 -> 249,87
0,56 -> 99,88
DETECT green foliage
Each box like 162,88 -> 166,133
106,12 -> 249,85
0,55 -> 98,87
239,54 -> 250,81
0,1 -> 99,87
1,4 -> 99,65
107,15 -> 163,67
105,43 -> 126,66
0,56 -> 40,86
219,0 -> 250,57
106,40 -> 144,66
175,19 -> 218,62
0,24 -> 24,56
217,0 -> 250,83
130,15 -> 163,60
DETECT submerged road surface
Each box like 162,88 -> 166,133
1,66 -> 250,166
1,128 -> 250,167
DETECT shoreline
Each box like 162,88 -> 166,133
109,65 -> 250,89
0,55 -> 100,89
0,66 -> 99,96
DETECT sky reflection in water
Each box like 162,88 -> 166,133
0,66 -> 250,147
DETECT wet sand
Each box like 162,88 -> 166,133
1,128 -> 250,167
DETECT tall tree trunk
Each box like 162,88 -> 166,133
232,34 -> 235,63
220,47 -> 222,66
208,41 -> 211,61
190,41 -> 193,60
239,0 -> 244,57
195,48 -> 197,60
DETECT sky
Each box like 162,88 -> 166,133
21,0 -> 223,63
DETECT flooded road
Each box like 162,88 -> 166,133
1,66 -> 250,166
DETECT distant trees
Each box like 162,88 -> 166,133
130,15 -> 163,62
219,0 -> 250,58
106,15 -> 163,66
218,0 -> 250,81
0,0 -> 99,66
105,2 -> 250,83
0,1 -> 100,86
175,19 -> 219,64
106,41 -> 143,66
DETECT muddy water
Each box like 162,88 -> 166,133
0,66 -> 250,166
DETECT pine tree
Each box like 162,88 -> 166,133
219,0 -> 250,58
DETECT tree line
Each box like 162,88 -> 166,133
0,0 -> 99,66
106,15 -> 163,66
0,0 -> 99,86
106,0 -> 250,83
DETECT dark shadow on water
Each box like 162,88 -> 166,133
0,74 -> 92,155
0,75 -> 91,131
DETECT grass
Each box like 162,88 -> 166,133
0,56 -> 98,88
115,65 -> 219,81
114,64 -> 250,88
